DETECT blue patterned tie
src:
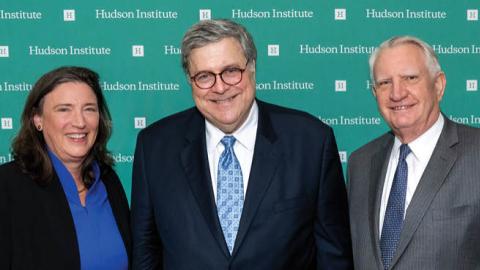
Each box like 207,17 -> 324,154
380,144 -> 411,269
217,136 -> 244,254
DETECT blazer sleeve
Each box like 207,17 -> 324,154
0,167 -> 11,269
314,127 -> 354,270
131,132 -> 163,270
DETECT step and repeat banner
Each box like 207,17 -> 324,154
1,1 -> 479,199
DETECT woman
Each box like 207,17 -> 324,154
0,66 -> 130,269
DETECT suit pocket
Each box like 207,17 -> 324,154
273,196 -> 310,214
432,205 -> 478,220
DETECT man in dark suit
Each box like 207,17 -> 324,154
131,19 -> 352,269
348,35 -> 480,270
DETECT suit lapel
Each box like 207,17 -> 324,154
369,133 -> 394,269
42,174 -> 80,269
102,169 -> 131,258
180,103 -> 282,257
180,110 -> 230,257
390,118 -> 459,268
232,101 -> 281,255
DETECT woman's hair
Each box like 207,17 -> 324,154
12,66 -> 113,186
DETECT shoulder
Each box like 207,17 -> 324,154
442,120 -> 480,159
100,165 -> 123,190
0,160 -> 21,174
100,165 -> 129,203
0,161 -> 29,183
451,120 -> 480,141
349,132 -> 392,163
0,161 -> 43,199
258,100 -> 333,134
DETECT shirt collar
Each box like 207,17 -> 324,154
47,149 -> 101,206
393,114 -> 444,162
206,100 -> 258,151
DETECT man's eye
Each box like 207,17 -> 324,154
196,73 -> 212,82
223,68 -> 240,75
378,80 -> 391,86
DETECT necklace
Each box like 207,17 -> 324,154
77,187 -> 87,193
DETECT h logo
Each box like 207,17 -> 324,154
134,117 -> 146,129
0,46 -> 9,57
467,9 -> 478,21
335,9 -> 347,20
132,45 -> 144,57
467,80 -> 478,91
64,10 -> 76,21
1,118 -> 13,130
338,151 -> 347,163
335,80 -> 347,92
199,9 -> 211,21
268,45 -> 280,56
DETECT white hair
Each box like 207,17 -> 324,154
369,35 -> 442,83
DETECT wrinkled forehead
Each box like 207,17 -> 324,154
374,44 -> 427,76
188,38 -> 247,73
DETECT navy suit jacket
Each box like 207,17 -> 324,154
131,100 -> 353,270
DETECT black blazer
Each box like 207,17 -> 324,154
131,100 -> 353,270
0,161 -> 131,270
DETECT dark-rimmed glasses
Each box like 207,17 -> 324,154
190,60 -> 249,89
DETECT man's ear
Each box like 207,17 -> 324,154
434,72 -> 446,102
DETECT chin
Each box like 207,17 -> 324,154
67,150 -> 90,159
213,112 -> 239,123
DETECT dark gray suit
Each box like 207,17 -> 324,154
348,116 -> 480,270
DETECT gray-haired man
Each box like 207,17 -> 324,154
348,35 -> 480,270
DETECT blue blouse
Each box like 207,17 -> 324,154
48,151 -> 128,270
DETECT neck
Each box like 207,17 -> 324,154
64,161 -> 83,185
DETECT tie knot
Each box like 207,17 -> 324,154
221,136 -> 236,149
399,144 -> 411,160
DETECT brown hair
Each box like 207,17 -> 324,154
181,19 -> 257,75
12,66 -> 113,187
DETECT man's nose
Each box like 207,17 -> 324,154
211,74 -> 229,94
389,79 -> 408,101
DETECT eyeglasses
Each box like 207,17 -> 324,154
190,60 -> 249,89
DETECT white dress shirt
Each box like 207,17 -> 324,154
379,114 -> 444,234
206,101 -> 258,200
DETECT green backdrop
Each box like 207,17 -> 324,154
1,1 -> 479,200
